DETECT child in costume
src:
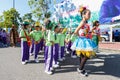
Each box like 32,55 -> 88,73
92,20 -> 100,53
29,22 -> 42,63
71,7 -> 97,76
19,21 -> 30,65
44,20 -> 55,75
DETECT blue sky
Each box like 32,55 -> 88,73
0,0 -> 64,17
0,0 -> 31,17
0,0 -> 103,16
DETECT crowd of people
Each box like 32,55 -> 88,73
18,6 -> 101,77
0,24 -> 19,48
0,28 -> 9,47
0,6 -> 101,77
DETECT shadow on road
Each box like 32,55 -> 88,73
54,53 -> 120,78
87,54 -> 120,78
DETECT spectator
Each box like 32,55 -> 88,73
2,30 -> 7,46
10,24 -> 19,47
114,30 -> 119,42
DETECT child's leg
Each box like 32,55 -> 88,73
44,46 -> 53,74
34,43 -> 41,62
77,54 -> 88,76
21,41 -> 28,64
26,43 -> 30,61
53,44 -> 59,65
61,46 -> 65,59
29,40 -> 34,55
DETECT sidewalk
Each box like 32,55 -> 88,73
99,42 -> 120,52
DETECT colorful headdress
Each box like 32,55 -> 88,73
78,5 -> 87,13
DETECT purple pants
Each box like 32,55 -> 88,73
39,39 -> 44,51
44,46 -> 53,71
34,42 -> 41,59
2,37 -> 7,44
21,41 -> 30,62
29,40 -> 34,54
59,46 -> 65,59
53,43 -> 59,65
67,41 -> 72,51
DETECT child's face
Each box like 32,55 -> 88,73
35,27 -> 40,31
55,27 -> 59,33
84,10 -> 91,20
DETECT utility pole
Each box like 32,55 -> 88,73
13,0 -> 15,8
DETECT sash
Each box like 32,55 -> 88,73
23,29 -> 31,46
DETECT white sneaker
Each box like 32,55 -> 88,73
35,59 -> 39,63
39,50 -> 44,53
50,67 -> 54,71
66,51 -> 69,54
62,57 -> 65,60
77,68 -> 88,77
58,58 -> 63,61
57,62 -> 59,65
53,64 -> 59,68
25,60 -> 30,63
22,61 -> 26,65
45,71 -> 53,75
71,55 -> 77,58
30,53 -> 34,56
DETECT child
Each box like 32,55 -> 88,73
44,20 -> 54,74
52,25 -> 60,68
29,22 -> 42,63
70,32 -> 78,58
29,24 -> 35,56
71,6 -> 97,76
65,31 -> 72,54
19,21 -> 30,65
92,20 -> 100,53
58,28 -> 66,61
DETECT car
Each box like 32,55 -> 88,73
100,34 -> 109,42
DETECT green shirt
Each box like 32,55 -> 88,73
30,30 -> 42,41
71,34 -> 78,42
66,34 -> 71,41
19,29 -> 29,41
59,33 -> 65,46
45,30 -> 55,46
54,33 -> 60,44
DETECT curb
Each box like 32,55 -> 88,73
99,48 -> 120,53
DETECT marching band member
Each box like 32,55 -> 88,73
19,21 -> 30,65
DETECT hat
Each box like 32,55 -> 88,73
23,21 -> 29,25
35,21 -> 41,27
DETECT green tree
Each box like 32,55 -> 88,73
3,8 -> 22,28
0,15 -> 4,28
28,0 -> 51,20
22,13 -> 35,24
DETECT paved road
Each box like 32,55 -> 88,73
0,47 -> 120,80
